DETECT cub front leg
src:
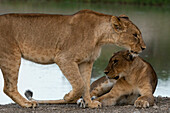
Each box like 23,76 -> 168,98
135,84 -> 154,108
95,78 -> 132,106
79,62 -> 101,108
55,57 -> 85,102
95,92 -> 116,106
90,78 -> 115,98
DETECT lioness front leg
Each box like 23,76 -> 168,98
95,78 -> 132,106
79,62 -> 101,108
55,57 -> 85,102
134,84 -> 154,108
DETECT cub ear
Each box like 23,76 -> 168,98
123,53 -> 134,61
119,14 -> 129,20
111,16 -> 123,33
112,52 -> 116,56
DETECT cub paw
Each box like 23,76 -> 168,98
88,100 -> 102,108
134,99 -> 149,108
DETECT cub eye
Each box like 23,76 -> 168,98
133,33 -> 140,43
133,33 -> 137,37
111,59 -> 118,69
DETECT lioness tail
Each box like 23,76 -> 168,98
25,90 -> 34,101
24,89 -> 76,104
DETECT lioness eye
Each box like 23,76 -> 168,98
133,33 -> 137,37
115,25 -> 120,29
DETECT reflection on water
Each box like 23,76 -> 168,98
0,2 -> 170,104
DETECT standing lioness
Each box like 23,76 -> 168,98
0,9 -> 146,108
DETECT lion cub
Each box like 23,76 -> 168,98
89,50 -> 157,108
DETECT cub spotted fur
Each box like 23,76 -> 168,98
90,50 -> 157,108
0,9 -> 145,108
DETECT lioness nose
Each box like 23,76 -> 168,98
104,71 -> 109,75
114,76 -> 119,80
141,47 -> 146,51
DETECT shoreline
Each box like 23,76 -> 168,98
0,97 -> 169,113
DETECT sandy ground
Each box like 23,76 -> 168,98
0,97 -> 169,113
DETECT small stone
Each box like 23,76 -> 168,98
124,105 -> 132,108
160,105 -> 168,111
153,104 -> 159,109
134,109 -> 140,113
156,95 -> 162,102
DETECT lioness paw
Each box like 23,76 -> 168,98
77,99 -> 101,108
134,99 -> 149,108
21,101 -> 37,108
88,100 -> 102,108
63,91 -> 74,102
77,96 -> 98,108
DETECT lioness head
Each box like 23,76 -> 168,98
104,50 -> 134,79
111,15 -> 146,54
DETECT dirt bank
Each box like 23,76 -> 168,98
0,97 -> 169,113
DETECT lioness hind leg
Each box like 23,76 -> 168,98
55,57 -> 85,102
79,62 -> 101,108
0,53 -> 36,108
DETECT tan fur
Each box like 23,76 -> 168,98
0,10 -> 146,108
90,76 -> 116,97
91,51 -> 157,108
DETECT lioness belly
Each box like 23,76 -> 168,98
12,20 -> 62,64
20,45 -> 56,64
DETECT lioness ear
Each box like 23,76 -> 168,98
111,16 -> 122,33
119,14 -> 129,20
123,53 -> 134,61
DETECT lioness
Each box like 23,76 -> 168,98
0,9 -> 146,108
89,50 -> 157,108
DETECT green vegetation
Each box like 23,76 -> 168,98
65,0 -> 170,6
1,0 -> 170,6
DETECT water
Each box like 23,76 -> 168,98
0,1 -> 170,105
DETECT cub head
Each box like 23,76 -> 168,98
111,15 -> 146,55
104,50 -> 134,79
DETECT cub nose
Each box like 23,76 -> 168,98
141,47 -> 146,51
104,70 -> 109,75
